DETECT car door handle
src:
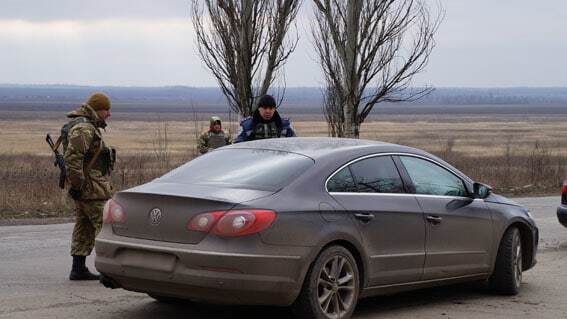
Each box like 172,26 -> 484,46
426,215 -> 443,224
354,213 -> 375,222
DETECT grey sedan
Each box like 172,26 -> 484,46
95,137 -> 538,319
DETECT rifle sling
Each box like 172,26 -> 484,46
84,142 -> 103,178
52,135 -> 63,152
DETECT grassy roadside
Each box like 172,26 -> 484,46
1,116 -> 565,221
1,148 -> 562,221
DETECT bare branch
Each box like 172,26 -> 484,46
313,0 -> 444,137
191,0 -> 302,117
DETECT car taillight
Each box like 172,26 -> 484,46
187,211 -> 225,232
103,199 -> 125,224
213,210 -> 276,237
562,180 -> 567,205
186,209 -> 276,237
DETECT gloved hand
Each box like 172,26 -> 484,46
68,188 -> 82,200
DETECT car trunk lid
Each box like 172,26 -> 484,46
111,182 -> 274,244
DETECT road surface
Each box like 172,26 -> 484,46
1,196 -> 566,318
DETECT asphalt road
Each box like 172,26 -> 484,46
1,196 -> 566,319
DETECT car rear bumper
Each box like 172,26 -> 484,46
558,205 -> 567,228
94,229 -> 310,306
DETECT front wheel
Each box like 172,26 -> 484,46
293,246 -> 360,319
489,227 -> 523,295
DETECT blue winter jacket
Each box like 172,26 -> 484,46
234,111 -> 296,143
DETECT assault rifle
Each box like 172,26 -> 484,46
46,134 -> 66,189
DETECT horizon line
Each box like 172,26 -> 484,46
2,83 -> 567,90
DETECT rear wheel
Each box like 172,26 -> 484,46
489,227 -> 523,295
293,246 -> 359,319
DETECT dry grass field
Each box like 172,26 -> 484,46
1,113 -> 566,219
3,115 -> 566,156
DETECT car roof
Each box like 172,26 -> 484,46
223,137 -> 473,188
223,137 -> 424,160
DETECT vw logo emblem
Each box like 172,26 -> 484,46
149,208 -> 162,226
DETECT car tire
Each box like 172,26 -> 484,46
489,227 -> 523,295
292,246 -> 359,319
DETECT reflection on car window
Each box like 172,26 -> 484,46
158,149 -> 314,191
400,156 -> 466,197
327,167 -> 357,192
349,156 -> 404,193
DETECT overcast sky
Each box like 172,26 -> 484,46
1,0 -> 566,87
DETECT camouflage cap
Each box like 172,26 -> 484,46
86,92 -> 111,111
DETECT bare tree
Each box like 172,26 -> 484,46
322,86 -> 344,137
313,0 -> 443,138
152,121 -> 170,169
192,0 -> 302,117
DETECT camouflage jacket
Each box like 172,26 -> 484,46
198,130 -> 232,154
64,104 -> 113,200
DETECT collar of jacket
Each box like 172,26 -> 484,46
252,109 -> 282,128
66,103 -> 107,129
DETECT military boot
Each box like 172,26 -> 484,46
69,255 -> 100,281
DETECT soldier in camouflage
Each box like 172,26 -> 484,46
64,92 -> 114,280
197,116 -> 232,154
234,94 -> 296,143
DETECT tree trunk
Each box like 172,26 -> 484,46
343,0 -> 362,138
260,1 -> 289,97
353,121 -> 360,139
238,0 -> 254,116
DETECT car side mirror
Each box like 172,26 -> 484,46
473,182 -> 492,199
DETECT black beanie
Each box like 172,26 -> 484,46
257,94 -> 277,109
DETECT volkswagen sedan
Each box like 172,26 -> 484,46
95,137 -> 538,319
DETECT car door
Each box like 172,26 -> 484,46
327,155 -> 426,286
396,155 -> 494,280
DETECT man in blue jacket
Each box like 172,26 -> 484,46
235,94 -> 296,143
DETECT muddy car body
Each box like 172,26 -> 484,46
95,138 -> 538,319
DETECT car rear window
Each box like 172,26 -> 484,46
157,148 -> 314,191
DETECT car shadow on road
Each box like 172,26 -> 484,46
106,282 -> 527,319
108,300 -> 294,319
354,282 -> 497,317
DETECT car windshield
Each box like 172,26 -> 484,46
157,148 -> 315,191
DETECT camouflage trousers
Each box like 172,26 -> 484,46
70,199 -> 105,256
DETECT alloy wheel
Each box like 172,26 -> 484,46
513,233 -> 522,289
317,255 -> 356,318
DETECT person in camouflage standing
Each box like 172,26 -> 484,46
197,116 -> 232,154
64,92 -> 115,280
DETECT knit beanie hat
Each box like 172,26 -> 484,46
257,94 -> 277,109
87,92 -> 111,111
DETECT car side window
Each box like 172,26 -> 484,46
399,156 -> 467,197
349,156 -> 405,193
327,167 -> 357,192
